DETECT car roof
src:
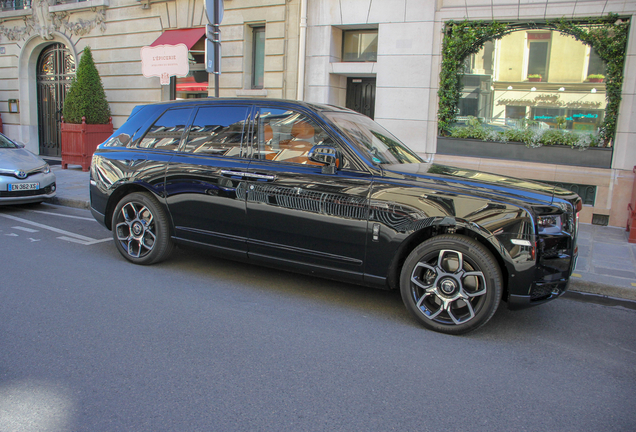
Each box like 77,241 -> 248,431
138,98 -> 357,115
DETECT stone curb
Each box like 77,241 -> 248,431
568,279 -> 636,301
46,196 -> 90,210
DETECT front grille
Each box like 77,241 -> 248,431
0,166 -> 48,179
0,183 -> 55,197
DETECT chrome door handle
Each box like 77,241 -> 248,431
221,170 -> 247,177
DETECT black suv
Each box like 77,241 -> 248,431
90,99 -> 581,334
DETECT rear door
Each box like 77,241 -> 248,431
165,104 -> 252,258
245,105 -> 372,281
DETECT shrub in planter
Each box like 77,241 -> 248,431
61,46 -> 113,171
527,74 -> 542,82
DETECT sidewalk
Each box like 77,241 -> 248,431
46,164 -> 636,304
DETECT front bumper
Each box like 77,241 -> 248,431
508,278 -> 570,310
0,182 -> 56,205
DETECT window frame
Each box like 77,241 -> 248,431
341,29 -> 378,62
251,26 -> 266,89
178,104 -> 253,159
134,107 -> 195,151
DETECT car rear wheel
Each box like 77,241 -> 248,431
400,235 -> 502,335
112,192 -> 174,265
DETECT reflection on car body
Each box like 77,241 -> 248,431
90,99 -> 581,335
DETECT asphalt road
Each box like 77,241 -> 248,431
1,203 -> 635,431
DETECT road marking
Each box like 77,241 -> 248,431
571,273 -> 582,278
57,236 -> 112,245
631,283 -> 636,287
0,213 -> 110,246
5,233 -> 18,237
29,238 -> 41,242
28,209 -> 96,222
12,226 -> 39,233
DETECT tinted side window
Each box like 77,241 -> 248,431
182,106 -> 250,157
137,108 -> 193,150
255,107 -> 352,168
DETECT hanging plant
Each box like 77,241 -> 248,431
438,14 -> 629,147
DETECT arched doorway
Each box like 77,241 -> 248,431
37,43 -> 75,157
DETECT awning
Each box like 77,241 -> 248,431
150,28 -> 206,49
176,76 -> 208,92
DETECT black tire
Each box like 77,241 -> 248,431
400,234 -> 502,335
111,192 -> 174,265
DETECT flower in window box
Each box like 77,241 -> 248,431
586,74 -> 605,83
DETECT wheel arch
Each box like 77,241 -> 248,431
386,218 -> 511,300
104,183 -> 166,231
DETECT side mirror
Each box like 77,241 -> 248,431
308,145 -> 339,174
16,142 -> 26,148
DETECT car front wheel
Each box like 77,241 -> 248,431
400,235 -> 502,335
112,192 -> 174,265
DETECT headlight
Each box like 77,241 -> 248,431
537,214 -> 563,235
43,163 -> 50,174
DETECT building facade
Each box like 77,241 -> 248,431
1,0 -> 636,228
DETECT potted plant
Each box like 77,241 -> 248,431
586,74 -> 605,83
61,46 -> 113,172
527,74 -> 542,82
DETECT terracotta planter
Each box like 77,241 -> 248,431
588,78 -> 604,83
61,117 -> 113,172
528,77 -> 542,82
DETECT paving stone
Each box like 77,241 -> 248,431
592,243 -> 632,258
574,256 -> 589,271
594,267 -> 636,279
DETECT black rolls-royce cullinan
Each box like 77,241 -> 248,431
90,99 -> 581,334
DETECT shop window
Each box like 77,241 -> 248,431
171,36 -> 208,99
454,29 -> 607,139
342,30 -> 378,62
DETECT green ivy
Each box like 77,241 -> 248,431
63,46 -> 111,124
438,14 -> 629,147
438,20 -> 508,136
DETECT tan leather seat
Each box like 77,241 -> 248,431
274,120 -> 317,164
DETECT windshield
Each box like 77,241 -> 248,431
325,112 -> 422,164
0,134 -> 19,149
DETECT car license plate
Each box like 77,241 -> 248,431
9,182 -> 39,191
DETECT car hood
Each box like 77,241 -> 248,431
0,148 -> 48,172
382,163 -> 558,205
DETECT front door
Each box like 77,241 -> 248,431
245,105 -> 372,282
346,77 -> 376,119
37,43 -> 75,157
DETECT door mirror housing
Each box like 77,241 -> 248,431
308,145 -> 339,174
